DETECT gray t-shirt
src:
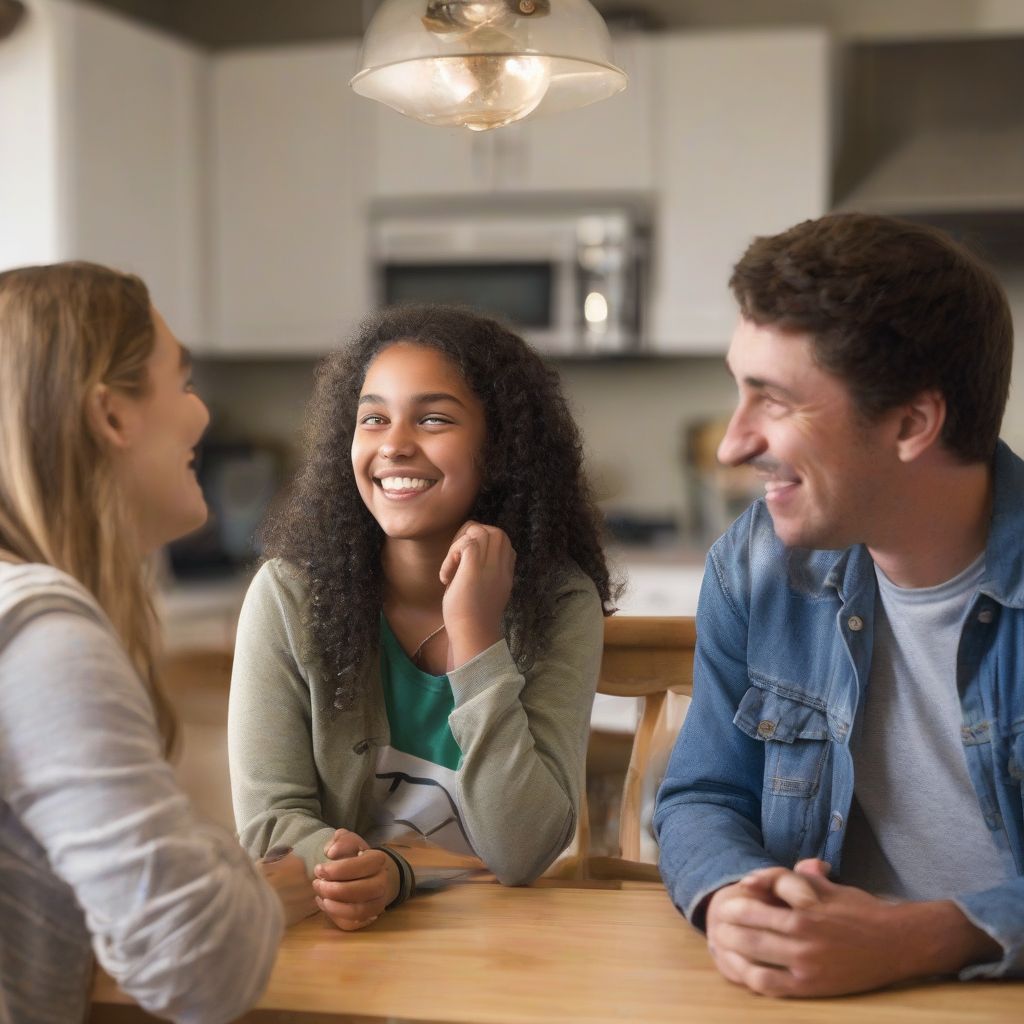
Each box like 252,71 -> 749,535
842,553 -> 1009,901
0,562 -> 282,1024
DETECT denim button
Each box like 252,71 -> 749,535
847,615 -> 864,632
757,719 -> 776,737
978,608 -> 994,624
830,812 -> 844,831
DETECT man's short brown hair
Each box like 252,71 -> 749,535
729,213 -> 1013,463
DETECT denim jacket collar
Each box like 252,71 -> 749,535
980,441 -> 1024,609
785,440 -> 1024,610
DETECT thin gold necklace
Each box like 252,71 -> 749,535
411,623 -> 446,665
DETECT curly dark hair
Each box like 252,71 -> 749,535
730,212 -> 1013,463
260,304 -> 617,712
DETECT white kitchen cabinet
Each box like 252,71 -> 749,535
211,42 -> 372,356
57,2 -> 207,344
0,0 -> 61,270
1,1 -> 207,343
369,32 -> 655,197
514,33 -> 655,193
648,29 -> 832,353
370,114 -> 490,198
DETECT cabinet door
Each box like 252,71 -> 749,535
212,43 -> 371,355
0,0 -> 61,270
509,32 -> 655,193
371,107 -> 493,198
649,30 -> 831,353
56,2 -> 207,345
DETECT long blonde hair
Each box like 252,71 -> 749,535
0,262 -> 175,751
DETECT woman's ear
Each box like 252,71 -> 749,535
85,382 -> 133,450
895,389 -> 946,463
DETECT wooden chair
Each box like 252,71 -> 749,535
553,615 -> 696,882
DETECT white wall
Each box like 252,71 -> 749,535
0,0 -> 61,269
558,357 -> 736,521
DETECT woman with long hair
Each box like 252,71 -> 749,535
229,304 -> 616,930
0,262 -> 311,1024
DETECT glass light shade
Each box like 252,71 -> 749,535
352,0 -> 627,131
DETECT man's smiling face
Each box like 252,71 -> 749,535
717,317 -> 904,550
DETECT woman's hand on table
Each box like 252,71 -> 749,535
314,828 -> 400,931
258,848 -> 318,927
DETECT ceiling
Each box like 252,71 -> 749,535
69,0 -> 1014,50
71,0 -> 665,46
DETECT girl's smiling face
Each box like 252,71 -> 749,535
352,342 -> 486,543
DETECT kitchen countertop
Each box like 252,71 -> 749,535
157,546 -> 709,646
606,541 -> 709,568
155,570 -> 253,653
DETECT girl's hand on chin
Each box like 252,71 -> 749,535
440,521 -> 515,666
313,828 -> 396,931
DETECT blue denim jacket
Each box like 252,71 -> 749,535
654,441 -> 1024,979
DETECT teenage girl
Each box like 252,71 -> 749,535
229,304 -> 616,931
0,263 -> 313,1023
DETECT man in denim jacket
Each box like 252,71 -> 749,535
654,212 -> 1022,996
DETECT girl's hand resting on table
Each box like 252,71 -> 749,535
440,521 -> 515,668
313,829 -> 400,932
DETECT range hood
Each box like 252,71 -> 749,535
838,124 -> 1024,214
834,36 -> 1024,217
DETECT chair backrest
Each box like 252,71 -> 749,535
553,615 -> 696,881
600,615 -> 695,862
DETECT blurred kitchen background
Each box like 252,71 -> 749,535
4,0 -> 1024,838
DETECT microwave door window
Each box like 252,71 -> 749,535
383,263 -> 553,329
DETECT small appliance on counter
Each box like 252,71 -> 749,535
603,511 -> 679,548
371,201 -> 649,356
168,440 -> 284,579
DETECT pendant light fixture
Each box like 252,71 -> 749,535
351,0 -> 627,132
0,0 -> 26,41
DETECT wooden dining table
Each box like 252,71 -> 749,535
90,857 -> 1024,1024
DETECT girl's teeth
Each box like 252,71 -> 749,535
380,477 -> 431,492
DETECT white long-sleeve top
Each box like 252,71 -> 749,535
0,562 -> 282,1024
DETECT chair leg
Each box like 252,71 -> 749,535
619,690 -> 667,861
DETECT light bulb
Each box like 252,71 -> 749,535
584,291 -> 609,326
437,54 -> 550,130
366,53 -> 551,131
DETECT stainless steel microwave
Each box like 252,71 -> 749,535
371,207 -> 648,356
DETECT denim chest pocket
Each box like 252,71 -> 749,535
734,685 -> 831,798
1008,727 -> 1024,783
1006,728 -> 1024,827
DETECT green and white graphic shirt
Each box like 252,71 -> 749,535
366,618 -> 475,855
